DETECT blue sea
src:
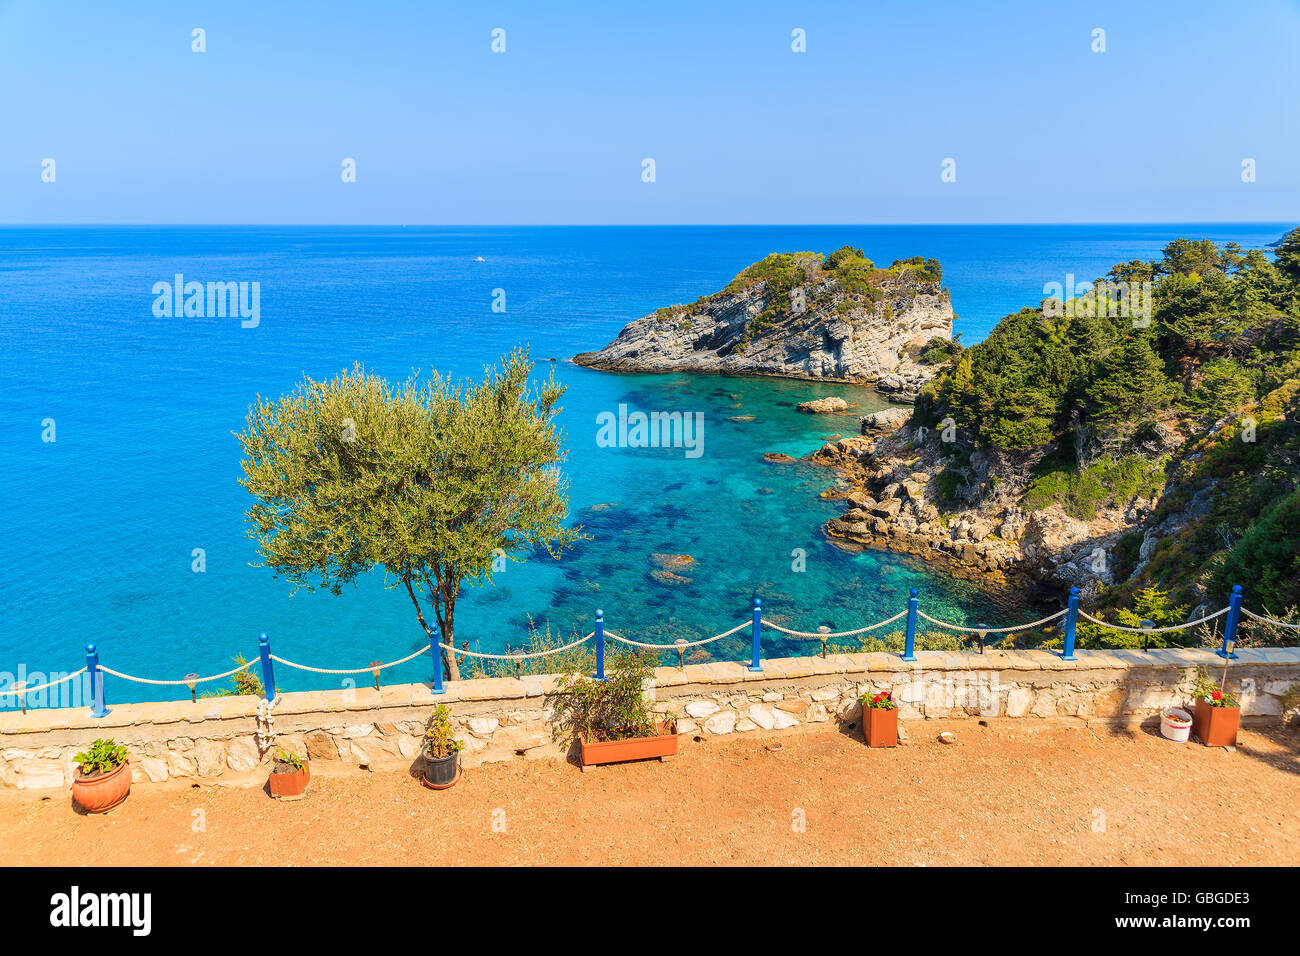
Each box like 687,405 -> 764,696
0,223 -> 1289,704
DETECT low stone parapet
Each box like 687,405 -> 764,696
2,647 -> 1296,790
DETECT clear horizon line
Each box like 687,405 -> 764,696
1,219 -> 1295,229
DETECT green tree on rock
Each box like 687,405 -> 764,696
1273,226 -> 1300,282
1083,337 -> 1181,433
237,349 -> 577,682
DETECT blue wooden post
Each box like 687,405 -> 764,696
594,609 -> 606,681
1061,587 -> 1080,661
85,643 -> 108,718
257,633 -> 276,701
1218,585 -> 1242,660
430,622 -> 446,695
902,589 -> 919,662
748,597 -> 763,672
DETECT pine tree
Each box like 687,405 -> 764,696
1083,337 -> 1181,429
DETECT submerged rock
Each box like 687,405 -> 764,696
649,553 -> 695,572
797,396 -> 852,414
649,570 -> 693,587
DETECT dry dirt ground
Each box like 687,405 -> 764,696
1,720 -> 1296,866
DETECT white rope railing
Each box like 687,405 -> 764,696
606,621 -> 749,650
1,667 -> 88,696
269,645 -> 430,675
1077,606 -> 1229,634
761,609 -> 910,639
10,599 -> 1296,712
98,659 -> 255,686
438,633 -> 594,661
917,608 -> 1068,634
1241,608 -> 1300,630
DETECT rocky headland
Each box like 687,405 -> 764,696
810,410 -> 1199,602
574,248 -> 954,401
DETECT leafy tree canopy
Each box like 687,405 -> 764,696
238,348 -> 576,680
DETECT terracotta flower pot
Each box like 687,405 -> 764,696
1193,699 -> 1240,747
863,707 -> 898,748
268,760 -> 310,798
72,761 -> 131,813
580,721 -> 678,769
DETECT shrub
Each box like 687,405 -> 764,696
74,739 -> 127,777
1076,586 -> 1190,649
201,655 -> 265,698
1191,665 -> 1238,708
274,746 -> 304,770
1209,488 -> 1300,611
463,618 -> 595,679
423,704 -> 464,759
920,336 -> 963,365
888,256 -> 943,284
1189,358 -> 1258,419
936,464 -> 965,504
1022,455 -> 1165,520
823,245 -> 868,272
859,690 -> 897,710
1235,606 -> 1300,647
549,651 -> 673,743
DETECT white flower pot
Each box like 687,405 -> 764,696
1160,707 -> 1193,742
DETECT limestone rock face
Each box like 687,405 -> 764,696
574,258 -> 953,388
861,407 -> 911,434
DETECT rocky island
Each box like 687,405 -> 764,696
575,247 -> 955,401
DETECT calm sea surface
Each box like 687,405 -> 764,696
0,224 -> 1287,702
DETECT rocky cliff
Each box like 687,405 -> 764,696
812,411 -> 1199,601
574,249 -> 954,399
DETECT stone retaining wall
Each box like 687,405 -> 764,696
3,647 -> 1297,791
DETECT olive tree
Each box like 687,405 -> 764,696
237,348 -> 575,681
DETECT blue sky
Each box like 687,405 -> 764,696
2,0 -> 1298,224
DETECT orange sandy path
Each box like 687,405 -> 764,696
1,721 -> 1296,866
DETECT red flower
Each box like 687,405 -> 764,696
1211,691 -> 1223,701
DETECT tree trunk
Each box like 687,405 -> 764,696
442,601 -> 461,682
403,575 -> 460,682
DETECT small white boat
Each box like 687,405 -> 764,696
473,256 -> 486,262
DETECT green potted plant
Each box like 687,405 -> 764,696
268,745 -> 310,799
551,652 -> 677,770
1191,665 -> 1240,747
71,738 -> 131,813
422,704 -> 464,789
859,689 -> 899,747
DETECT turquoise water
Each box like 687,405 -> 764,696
0,224 -> 1288,703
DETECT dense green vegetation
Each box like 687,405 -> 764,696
918,228 -> 1300,618
654,246 -> 947,350
1022,453 -> 1166,521
920,335 -> 963,365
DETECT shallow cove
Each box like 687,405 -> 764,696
529,365 -> 1032,664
